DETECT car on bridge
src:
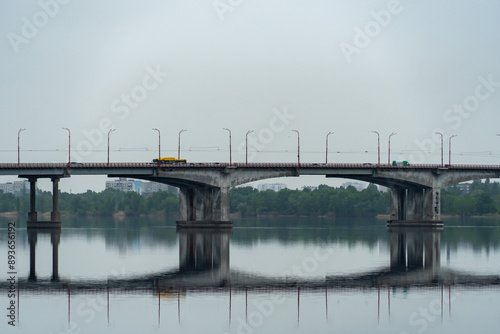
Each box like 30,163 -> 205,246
153,157 -> 187,164
392,160 -> 410,167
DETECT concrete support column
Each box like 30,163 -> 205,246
51,178 -> 61,222
28,178 -> 37,222
390,188 -> 406,221
406,189 -> 417,221
406,189 -> 424,221
423,189 -> 433,220
431,188 -> 441,221
179,188 -> 194,221
28,231 -> 37,281
220,187 -> 230,222
177,186 -> 231,227
51,231 -> 60,281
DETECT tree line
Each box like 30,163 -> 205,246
0,180 -> 499,217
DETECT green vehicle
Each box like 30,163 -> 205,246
392,160 -> 410,166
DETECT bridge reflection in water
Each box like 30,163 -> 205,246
7,225 -> 499,328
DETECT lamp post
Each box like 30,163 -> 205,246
325,132 -> 334,164
62,128 -> 71,164
223,128 -> 232,165
371,131 -> 380,166
245,130 -> 254,164
388,132 -> 396,165
435,132 -> 443,167
292,130 -> 300,167
17,128 -> 26,165
152,128 -> 160,161
107,129 -> 115,165
178,129 -> 187,159
449,134 -> 457,166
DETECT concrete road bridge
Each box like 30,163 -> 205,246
1,162 -> 500,227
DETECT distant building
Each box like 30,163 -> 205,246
105,178 -> 177,196
456,183 -> 472,194
0,180 -> 30,196
142,181 -> 176,197
257,183 -> 287,192
341,181 -> 367,191
105,178 -> 142,194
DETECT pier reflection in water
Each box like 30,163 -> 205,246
27,228 -> 60,282
390,227 -> 441,272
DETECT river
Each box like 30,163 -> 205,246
1,216 -> 499,333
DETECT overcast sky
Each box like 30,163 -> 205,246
1,0 -> 500,193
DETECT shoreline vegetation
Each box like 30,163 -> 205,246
0,180 -> 499,218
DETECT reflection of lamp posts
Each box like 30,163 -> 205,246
18,128 -> 26,165
449,134 -> 457,166
388,132 -> 396,165
107,129 -> 115,165
152,128 -> 160,161
178,129 -> 187,159
62,128 -> 71,164
245,130 -> 254,164
325,132 -> 334,164
435,132 -> 443,167
371,130 -> 380,166
292,130 -> 300,167
223,128 -> 232,165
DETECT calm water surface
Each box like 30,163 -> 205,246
1,216 -> 499,334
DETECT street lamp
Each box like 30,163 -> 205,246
435,132 -> 443,167
388,132 -> 397,165
325,132 -> 334,164
292,130 -> 300,167
178,129 -> 187,159
17,128 -> 26,165
62,128 -> 71,164
152,128 -> 160,161
449,134 -> 457,166
245,130 -> 254,164
371,131 -> 380,166
223,128 -> 232,165
107,129 -> 116,165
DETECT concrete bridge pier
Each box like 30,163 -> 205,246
389,187 -> 443,227
26,176 -> 62,228
177,186 -> 232,228
28,178 -> 37,222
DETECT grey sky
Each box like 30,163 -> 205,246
1,0 -> 500,193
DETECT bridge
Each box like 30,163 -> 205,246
2,162 -> 500,227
